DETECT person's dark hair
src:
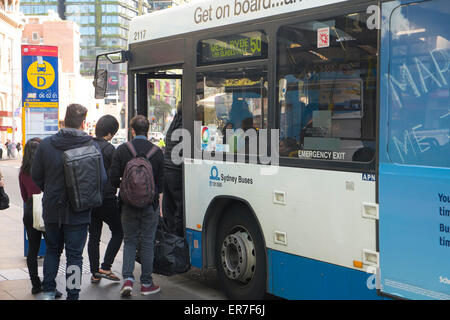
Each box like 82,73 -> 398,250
64,103 -> 88,129
20,138 -> 42,175
95,115 -> 119,138
130,115 -> 149,136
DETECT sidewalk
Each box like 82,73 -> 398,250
0,201 -> 225,300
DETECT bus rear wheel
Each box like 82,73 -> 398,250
215,205 -> 266,299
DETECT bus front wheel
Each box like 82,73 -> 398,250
215,205 -> 266,299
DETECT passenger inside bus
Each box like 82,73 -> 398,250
280,137 -> 299,158
228,98 -> 253,130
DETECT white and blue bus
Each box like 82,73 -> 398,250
94,0 -> 450,300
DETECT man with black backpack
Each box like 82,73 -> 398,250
32,104 -> 107,300
109,115 -> 164,297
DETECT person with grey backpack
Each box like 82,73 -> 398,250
32,104 -> 107,300
109,115 -> 164,297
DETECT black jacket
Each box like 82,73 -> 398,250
109,138 -> 164,208
93,137 -> 117,199
164,111 -> 183,170
32,128 -> 107,226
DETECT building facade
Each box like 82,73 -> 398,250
20,0 -> 150,109
20,0 -> 192,113
0,0 -> 23,144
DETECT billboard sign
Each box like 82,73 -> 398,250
21,45 -> 59,144
22,45 -> 59,108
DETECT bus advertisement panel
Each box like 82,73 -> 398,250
379,0 -> 450,300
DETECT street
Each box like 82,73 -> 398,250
0,159 -> 226,300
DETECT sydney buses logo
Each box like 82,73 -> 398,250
209,166 -> 223,187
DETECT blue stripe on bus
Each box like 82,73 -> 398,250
186,229 -> 202,269
267,249 -> 386,300
186,229 -> 386,299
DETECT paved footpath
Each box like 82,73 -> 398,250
0,160 -> 225,300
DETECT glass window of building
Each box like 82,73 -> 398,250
102,16 -> 119,24
66,4 -> 94,14
80,36 -> 96,47
80,26 -> 95,35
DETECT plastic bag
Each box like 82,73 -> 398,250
32,193 -> 45,231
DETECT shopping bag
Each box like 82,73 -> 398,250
153,218 -> 191,276
32,193 -> 45,231
0,187 -> 9,210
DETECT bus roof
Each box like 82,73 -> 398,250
128,0 -> 349,45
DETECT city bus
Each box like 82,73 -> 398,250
94,0 -> 450,300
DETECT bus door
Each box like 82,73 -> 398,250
379,0 -> 450,300
139,71 -> 183,144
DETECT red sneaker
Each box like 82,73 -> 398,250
120,280 -> 133,297
140,284 -> 160,295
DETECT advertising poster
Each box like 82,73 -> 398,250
21,45 -> 59,144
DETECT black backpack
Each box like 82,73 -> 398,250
135,218 -> 191,276
0,187 -> 9,210
62,141 -> 103,212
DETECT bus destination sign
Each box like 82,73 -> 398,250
199,31 -> 266,65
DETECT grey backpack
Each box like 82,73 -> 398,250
63,141 -> 103,212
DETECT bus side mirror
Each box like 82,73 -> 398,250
94,69 -> 108,99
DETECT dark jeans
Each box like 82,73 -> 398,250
23,211 -> 46,284
88,197 -> 123,274
42,223 -> 88,300
121,203 -> 158,285
162,168 -> 184,237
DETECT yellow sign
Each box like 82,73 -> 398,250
6,128 -> 12,134
26,61 -> 56,90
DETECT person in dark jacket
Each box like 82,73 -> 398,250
109,115 -> 164,297
88,115 -> 123,284
31,104 -> 107,300
162,101 -> 184,237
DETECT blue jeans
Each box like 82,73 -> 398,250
121,204 -> 158,285
42,223 -> 88,300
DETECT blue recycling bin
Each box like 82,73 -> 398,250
24,227 -> 46,257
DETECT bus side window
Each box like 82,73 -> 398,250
195,66 -> 268,157
276,11 -> 378,163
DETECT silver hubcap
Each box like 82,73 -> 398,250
220,229 -> 256,284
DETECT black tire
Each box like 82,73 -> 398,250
215,203 -> 266,300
